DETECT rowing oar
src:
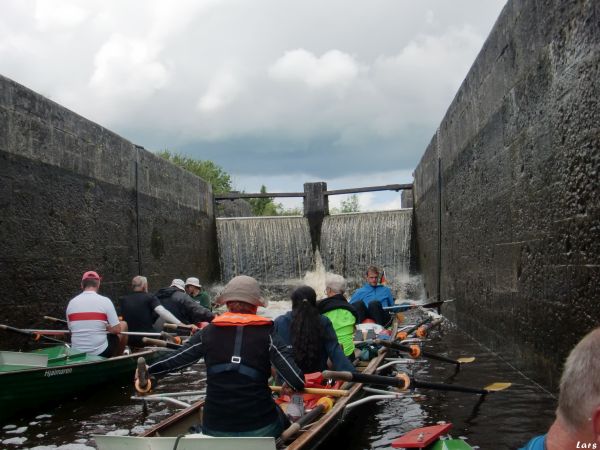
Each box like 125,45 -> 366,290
142,337 -> 182,350
44,315 -> 68,324
135,357 -> 152,394
270,386 -> 349,397
322,370 -> 511,395
384,299 -> 454,312
0,324 -> 67,344
374,339 -> 475,366
395,317 -> 433,340
20,328 -> 176,339
276,397 -> 333,443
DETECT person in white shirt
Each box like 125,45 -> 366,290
66,271 -> 127,357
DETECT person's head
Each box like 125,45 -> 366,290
556,327 -> 600,438
81,271 -> 101,291
216,275 -> 267,314
325,273 -> 346,297
290,286 -> 322,372
170,279 -> 185,292
131,276 -> 148,293
366,265 -> 380,287
185,277 -> 202,296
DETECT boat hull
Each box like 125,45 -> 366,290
0,345 -> 167,423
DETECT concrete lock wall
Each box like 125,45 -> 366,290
413,0 -> 599,388
0,75 -> 217,335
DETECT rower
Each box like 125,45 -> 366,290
141,275 -> 305,438
154,279 -> 214,330
519,327 -> 600,449
273,285 -> 356,373
349,265 -> 394,326
317,273 -> 359,362
119,276 -> 192,348
66,271 -> 127,357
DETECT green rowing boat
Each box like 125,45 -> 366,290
0,345 -> 168,423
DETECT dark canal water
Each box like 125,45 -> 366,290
0,308 -> 556,450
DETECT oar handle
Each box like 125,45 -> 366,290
44,315 -> 68,324
270,386 -> 349,397
142,337 -> 182,350
322,370 -> 411,390
135,357 -> 152,394
278,403 -> 325,441
376,339 -> 460,365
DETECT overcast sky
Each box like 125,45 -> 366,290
1,0 -> 506,210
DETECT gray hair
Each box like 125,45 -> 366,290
325,273 -> 346,294
557,327 -> 600,429
132,275 -> 148,291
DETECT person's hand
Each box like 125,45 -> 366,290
280,382 -> 295,397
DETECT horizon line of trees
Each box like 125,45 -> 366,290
157,149 -> 360,216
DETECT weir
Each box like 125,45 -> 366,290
217,216 -> 313,282
216,208 -> 414,296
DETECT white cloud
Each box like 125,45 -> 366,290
89,34 -> 169,103
198,70 -> 242,112
269,49 -> 360,90
34,0 -> 89,31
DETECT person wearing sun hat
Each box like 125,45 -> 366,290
66,270 -> 128,357
145,275 -> 305,438
154,278 -> 214,329
185,276 -> 212,310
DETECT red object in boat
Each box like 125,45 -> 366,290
391,423 -> 453,448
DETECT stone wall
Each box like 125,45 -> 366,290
413,0 -> 599,388
0,75 -> 217,339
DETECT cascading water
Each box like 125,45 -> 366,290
320,209 -> 419,299
216,209 -> 418,301
217,216 -> 313,282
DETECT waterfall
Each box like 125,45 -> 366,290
217,216 -> 313,282
320,209 -> 413,290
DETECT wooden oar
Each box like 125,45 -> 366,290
277,397 -> 333,442
270,386 -> 349,397
44,315 -> 68,324
322,370 -> 511,395
0,324 -> 67,344
374,339 -> 475,366
141,337 -> 182,350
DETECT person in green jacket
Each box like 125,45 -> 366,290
185,277 -> 212,311
317,273 -> 359,361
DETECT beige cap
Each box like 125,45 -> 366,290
216,275 -> 267,307
170,279 -> 185,291
185,277 -> 202,288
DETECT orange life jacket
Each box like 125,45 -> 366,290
211,312 -> 272,327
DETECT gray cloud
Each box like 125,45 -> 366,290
0,0 -> 507,198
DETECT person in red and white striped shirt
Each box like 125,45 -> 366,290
66,271 -> 127,357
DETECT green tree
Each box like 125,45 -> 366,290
340,194 -> 360,213
156,150 -> 232,194
249,185 -> 280,216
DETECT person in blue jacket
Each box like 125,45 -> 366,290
274,285 -> 355,374
519,327 -> 600,450
350,265 -> 394,326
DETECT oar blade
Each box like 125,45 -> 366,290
484,382 -> 511,392
457,357 -> 475,364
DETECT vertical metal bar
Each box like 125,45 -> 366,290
437,157 -> 442,301
135,147 -> 142,275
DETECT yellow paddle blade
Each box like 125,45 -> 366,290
457,357 -> 476,364
484,382 -> 511,392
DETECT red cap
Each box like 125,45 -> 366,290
81,271 -> 101,281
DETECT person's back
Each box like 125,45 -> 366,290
147,275 -> 304,438
318,274 -> 358,359
274,285 -> 355,374
67,271 -> 126,357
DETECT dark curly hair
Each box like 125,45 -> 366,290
290,285 -> 324,373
